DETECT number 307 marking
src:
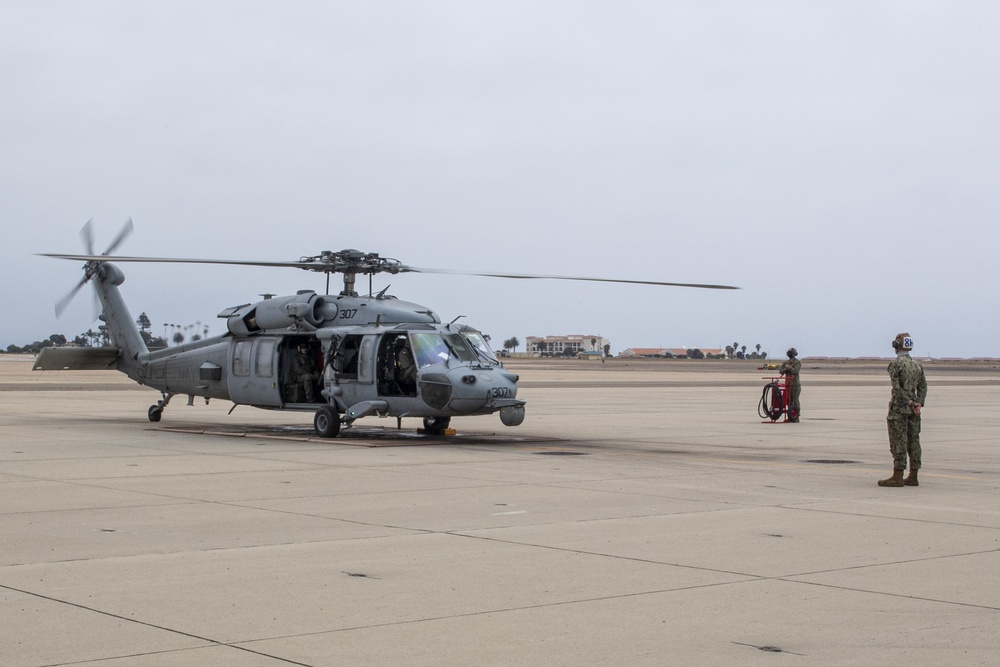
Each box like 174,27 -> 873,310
339,309 -> 358,320
490,387 -> 511,398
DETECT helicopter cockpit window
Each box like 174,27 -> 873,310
443,333 -> 478,362
462,331 -> 499,364
411,333 -> 448,369
339,336 -> 362,377
411,332 -> 479,368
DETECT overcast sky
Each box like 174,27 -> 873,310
3,2 -> 997,358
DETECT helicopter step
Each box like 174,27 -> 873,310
343,400 -> 389,422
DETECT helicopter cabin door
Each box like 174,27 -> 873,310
227,337 -> 281,407
331,334 -> 375,405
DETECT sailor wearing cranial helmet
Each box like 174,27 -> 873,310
878,333 -> 928,487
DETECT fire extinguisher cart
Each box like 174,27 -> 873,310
758,374 -> 793,423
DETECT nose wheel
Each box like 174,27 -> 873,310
422,416 -> 451,435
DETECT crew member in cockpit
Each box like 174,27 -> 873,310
395,337 -> 417,390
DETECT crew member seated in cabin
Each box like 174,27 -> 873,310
290,342 -> 320,402
394,337 -> 417,393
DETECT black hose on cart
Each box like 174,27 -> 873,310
758,382 -> 785,421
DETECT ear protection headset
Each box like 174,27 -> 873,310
892,333 -> 914,351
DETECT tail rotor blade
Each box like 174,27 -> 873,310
104,217 -> 133,255
54,217 -> 131,318
80,218 -> 95,256
55,276 -> 88,317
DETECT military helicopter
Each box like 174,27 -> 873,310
34,220 -> 739,438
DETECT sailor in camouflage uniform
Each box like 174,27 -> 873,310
779,347 -> 801,422
879,333 -> 928,487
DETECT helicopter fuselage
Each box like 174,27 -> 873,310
38,233 -> 735,437
34,263 -> 525,437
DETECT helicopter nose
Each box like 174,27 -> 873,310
418,373 -> 452,410
418,368 -> 518,414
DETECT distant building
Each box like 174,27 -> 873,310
527,335 -> 610,357
619,347 -> 724,358
619,347 -> 670,358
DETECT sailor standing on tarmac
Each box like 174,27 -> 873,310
779,347 -> 801,422
879,333 -> 928,487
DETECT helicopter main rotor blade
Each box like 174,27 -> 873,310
38,252 -> 739,290
37,254 -> 314,269
401,266 -> 740,290
36,253 -> 407,275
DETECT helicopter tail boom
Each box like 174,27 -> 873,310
91,263 -> 150,376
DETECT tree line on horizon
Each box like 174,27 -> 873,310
493,337 -> 766,360
2,312 -> 208,354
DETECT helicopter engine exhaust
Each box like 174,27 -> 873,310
224,291 -> 327,335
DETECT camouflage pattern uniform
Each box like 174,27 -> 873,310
779,352 -> 801,421
291,347 -> 319,402
886,352 -> 927,471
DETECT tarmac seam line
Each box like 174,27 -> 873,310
0,582 -> 320,667
779,547 -> 1000,580
786,504 -> 1000,530
230,578 -> 763,647
778,578 -> 1000,612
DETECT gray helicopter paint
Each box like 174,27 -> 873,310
39,260 -> 523,434
38,237 -> 731,436
227,337 -> 281,407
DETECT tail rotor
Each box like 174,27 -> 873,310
54,218 -> 133,317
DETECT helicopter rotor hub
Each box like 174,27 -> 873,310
298,249 -> 404,277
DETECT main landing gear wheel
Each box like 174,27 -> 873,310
314,405 -> 341,438
147,406 -> 163,422
422,416 -> 451,435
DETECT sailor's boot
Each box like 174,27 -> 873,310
877,469 -> 905,487
903,470 -> 919,486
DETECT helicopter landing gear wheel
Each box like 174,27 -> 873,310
422,416 -> 451,435
148,392 -> 172,423
314,405 -> 341,438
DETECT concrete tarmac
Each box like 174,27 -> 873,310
2,355 -> 998,666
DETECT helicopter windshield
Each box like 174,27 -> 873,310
462,331 -> 499,364
411,331 -> 479,368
